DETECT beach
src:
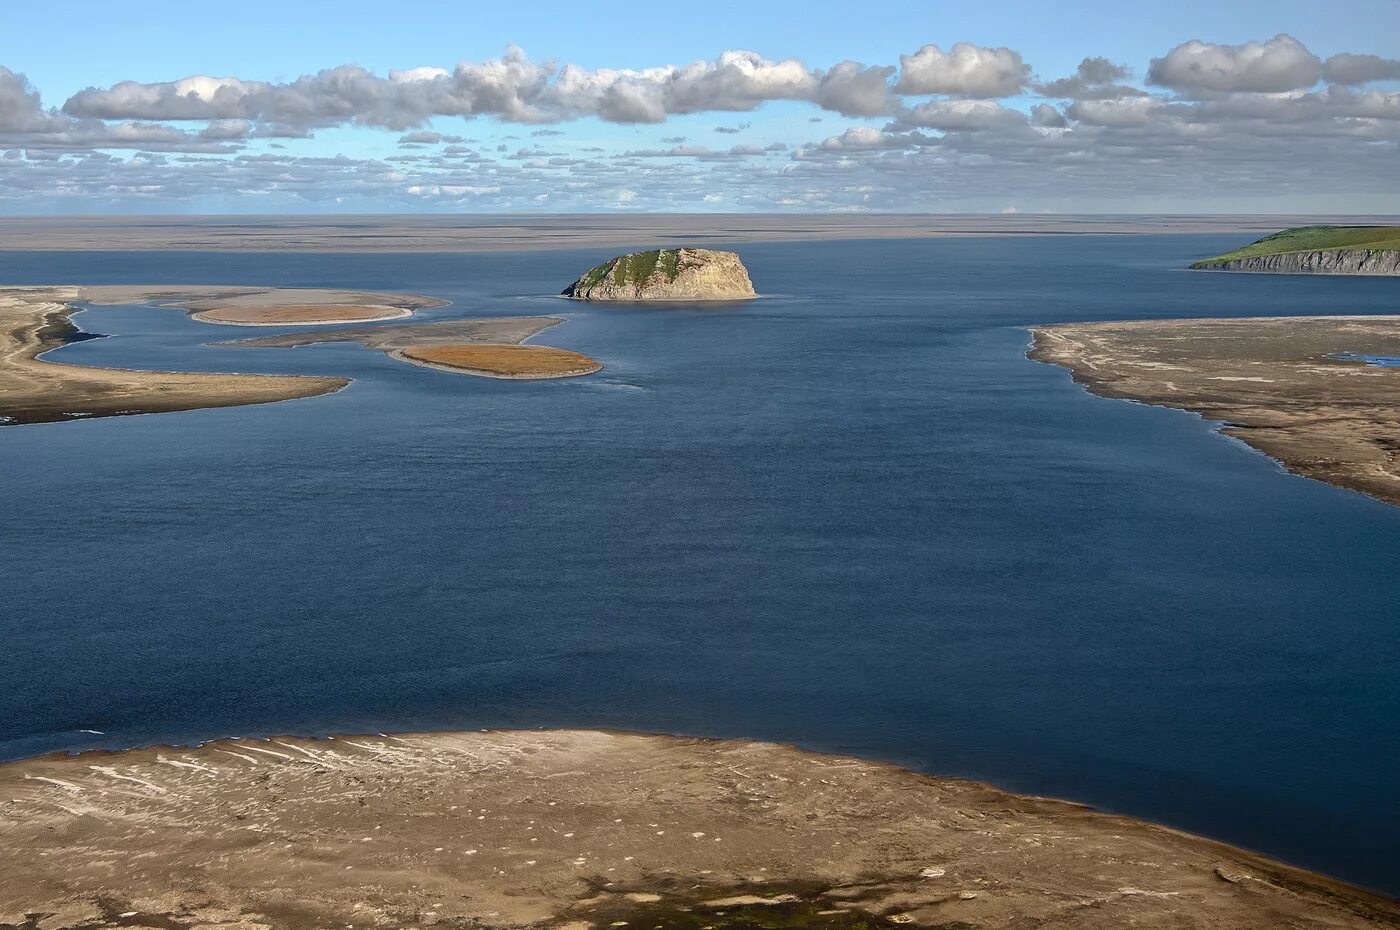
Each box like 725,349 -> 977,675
4,729 -> 1397,930
1030,316 -> 1400,507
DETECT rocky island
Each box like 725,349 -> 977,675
4,729 -> 1398,930
562,248 -> 756,300
1030,316 -> 1400,506
1191,226 -> 1400,275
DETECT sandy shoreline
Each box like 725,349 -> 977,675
2,728 -> 1395,930
1029,316 -> 1400,507
0,287 -> 351,426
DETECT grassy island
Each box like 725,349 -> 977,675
1191,225 -> 1400,267
399,342 -> 603,379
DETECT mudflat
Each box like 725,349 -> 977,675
1030,316 -> 1400,506
2,730 -> 1396,930
0,287 -> 348,426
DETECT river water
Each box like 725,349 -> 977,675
2,235 -> 1397,892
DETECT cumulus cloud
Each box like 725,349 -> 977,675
1036,57 -> 1147,99
895,43 -> 1029,97
62,46 -> 905,129
3,33 -> 1400,212
1147,34 -> 1321,93
1323,53 -> 1400,85
895,99 -> 1027,132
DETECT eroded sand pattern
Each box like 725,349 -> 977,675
1030,316 -> 1400,506
1,730 -> 1396,930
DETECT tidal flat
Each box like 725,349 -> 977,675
1030,316 -> 1400,506
4,730 -> 1397,930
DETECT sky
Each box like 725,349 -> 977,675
1,0 -> 1399,214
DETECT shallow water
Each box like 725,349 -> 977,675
2,235 -> 1398,893
1329,352 -> 1400,367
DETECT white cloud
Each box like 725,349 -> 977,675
1147,34 -> 1321,94
895,43 -> 1029,98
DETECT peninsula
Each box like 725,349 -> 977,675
562,248 -> 756,301
1030,316 -> 1400,506
0,287 -> 349,426
3,729 -> 1397,930
1191,226 -> 1400,275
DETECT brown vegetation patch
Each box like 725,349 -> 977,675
193,304 -> 410,325
400,342 -> 602,379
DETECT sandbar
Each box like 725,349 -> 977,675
1,729 -> 1395,930
1030,316 -> 1400,507
0,287 -> 348,426
226,316 -> 600,379
396,343 -> 603,379
190,304 -> 414,326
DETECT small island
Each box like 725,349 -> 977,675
1030,316 -> 1400,506
226,317 -> 603,380
396,343 -> 603,379
1191,225 -> 1400,275
562,248 -> 756,301
3,729 -> 1398,930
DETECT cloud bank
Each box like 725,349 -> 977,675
0,33 -> 1397,211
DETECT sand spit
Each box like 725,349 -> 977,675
396,343 -> 603,379
0,729 -> 1395,930
223,316 -> 566,350
1029,316 -> 1400,507
190,304 -> 414,326
0,287 -> 347,426
78,284 -> 444,325
225,316 -> 600,379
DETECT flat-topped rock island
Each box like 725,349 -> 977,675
562,248 -> 756,301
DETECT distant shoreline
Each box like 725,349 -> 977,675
3,213 -> 1398,253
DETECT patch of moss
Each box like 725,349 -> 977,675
1192,225 -> 1400,266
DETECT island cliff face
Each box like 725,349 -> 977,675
563,248 -> 756,300
1193,249 -> 1400,275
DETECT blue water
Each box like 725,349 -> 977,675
1330,352 -> 1400,367
2,235 -> 1398,893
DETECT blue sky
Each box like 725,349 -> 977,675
1,0 -> 1398,213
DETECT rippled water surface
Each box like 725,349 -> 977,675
2,236 -> 1398,892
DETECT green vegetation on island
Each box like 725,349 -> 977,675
1191,225 -> 1400,267
578,248 -> 684,288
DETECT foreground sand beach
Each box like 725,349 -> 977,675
1030,316 -> 1400,507
2,729 -> 1396,930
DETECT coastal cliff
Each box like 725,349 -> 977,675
563,248 -> 756,300
1193,249 -> 1400,275
1190,225 -> 1400,275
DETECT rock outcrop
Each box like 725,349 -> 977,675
562,248 -> 756,300
1192,249 -> 1400,275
